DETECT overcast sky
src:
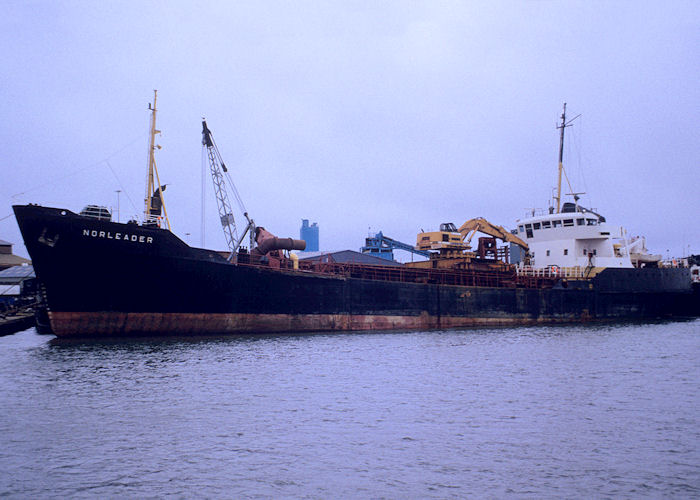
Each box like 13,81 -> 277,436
1,1 -> 698,259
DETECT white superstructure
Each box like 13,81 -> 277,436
514,205 -> 632,270
514,104 -> 633,274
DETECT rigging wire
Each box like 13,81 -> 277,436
207,132 -> 248,215
10,136 -> 143,200
578,116 -> 592,209
563,118 -> 576,196
203,130 -> 239,245
225,172 -> 247,214
104,159 -> 139,214
201,147 -> 206,247
562,165 -> 574,196
565,113 -> 593,209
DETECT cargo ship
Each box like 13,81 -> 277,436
13,97 -> 697,337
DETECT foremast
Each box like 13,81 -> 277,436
144,90 -> 171,230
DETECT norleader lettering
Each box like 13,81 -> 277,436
82,229 -> 153,244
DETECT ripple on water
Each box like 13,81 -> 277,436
0,320 -> 698,498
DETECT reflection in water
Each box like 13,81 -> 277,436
1,320 -> 698,498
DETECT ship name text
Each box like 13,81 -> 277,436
83,229 -> 153,244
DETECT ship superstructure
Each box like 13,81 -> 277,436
513,104 -> 634,276
514,203 -> 632,272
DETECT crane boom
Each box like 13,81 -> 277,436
458,217 -> 529,250
201,120 -> 255,262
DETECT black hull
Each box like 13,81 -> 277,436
13,205 -> 696,337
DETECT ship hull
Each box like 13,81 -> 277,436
14,205 -> 696,337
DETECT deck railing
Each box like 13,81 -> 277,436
237,257 -> 560,289
517,265 -> 589,279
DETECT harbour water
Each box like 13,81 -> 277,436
1,320 -> 698,498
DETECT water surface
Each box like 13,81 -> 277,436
1,321 -> 698,498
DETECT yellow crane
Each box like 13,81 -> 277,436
458,217 -> 529,252
416,218 -> 528,252
416,222 -> 467,252
411,217 -> 529,270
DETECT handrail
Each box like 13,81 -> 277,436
517,265 -> 588,279
236,258 -> 559,289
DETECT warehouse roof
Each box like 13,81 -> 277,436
0,265 -> 35,284
298,249 -> 402,267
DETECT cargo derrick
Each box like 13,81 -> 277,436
201,120 -> 256,262
202,121 -> 307,268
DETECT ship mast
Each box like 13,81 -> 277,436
554,103 -> 580,213
144,90 -> 171,230
555,103 -> 567,213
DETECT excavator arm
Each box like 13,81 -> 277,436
458,217 -> 529,251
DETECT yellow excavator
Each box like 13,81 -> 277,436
416,222 -> 468,252
409,218 -> 529,270
458,217 -> 529,252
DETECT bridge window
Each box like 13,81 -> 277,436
586,218 -> 598,226
563,219 -> 574,227
564,249 -> 568,255
525,224 -> 533,238
533,222 -> 541,230
577,218 -> 585,226
542,221 -> 551,229
518,225 -> 524,233
552,220 -> 562,228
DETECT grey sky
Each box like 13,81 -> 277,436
1,1 -> 698,259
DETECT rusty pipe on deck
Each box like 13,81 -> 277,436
256,236 -> 306,254
252,227 -> 306,257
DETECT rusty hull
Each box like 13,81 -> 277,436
48,310 -> 590,337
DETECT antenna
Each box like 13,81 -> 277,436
115,189 -> 121,222
566,191 -> 585,211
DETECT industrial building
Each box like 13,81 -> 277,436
300,219 -> 319,252
0,265 -> 35,307
0,239 -> 30,271
298,250 -> 402,267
